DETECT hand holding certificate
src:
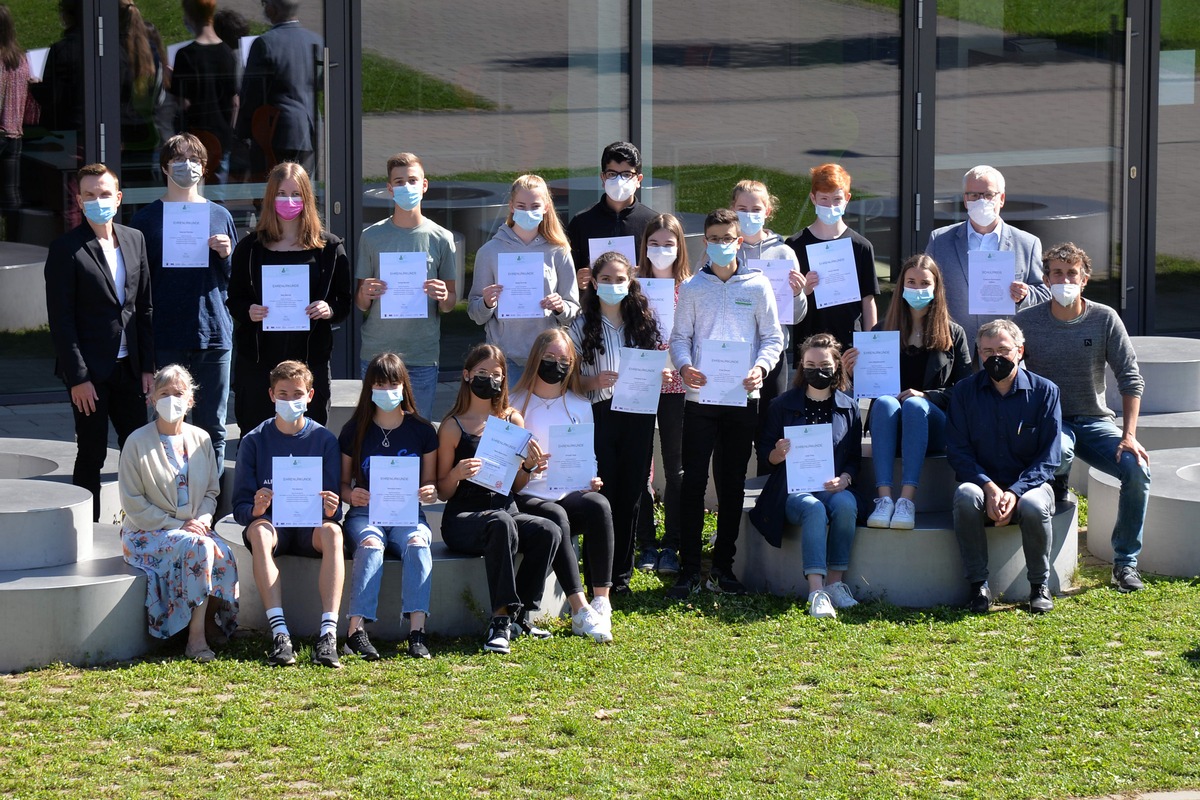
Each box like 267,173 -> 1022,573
698,339 -> 752,407
162,202 -> 210,269
378,252 -> 429,319
261,265 -> 311,331
547,424 -> 597,494
783,424 -> 836,494
968,250 -> 1017,316
468,416 -> 534,495
749,259 -> 794,322
852,330 -> 900,399
496,253 -> 546,319
611,348 -> 669,414
805,237 -> 861,310
271,456 -> 323,527
368,456 -> 420,527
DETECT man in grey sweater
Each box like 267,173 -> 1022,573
1015,242 -> 1150,593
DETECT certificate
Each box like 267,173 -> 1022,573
161,201 -> 209,269
378,251 -> 429,319
239,35 -> 259,67
611,347 -> 668,414
783,424 -> 836,494
749,259 -> 794,322
368,456 -> 420,527
805,237 -> 861,310
641,278 -> 675,340
166,40 -> 189,69
698,339 -> 752,407
271,456 -> 322,528
496,253 -> 546,319
587,235 -> 637,267
468,416 -> 534,496
852,330 -> 900,399
968,250 -> 1016,316
261,265 -> 311,331
26,48 -> 49,82
547,424 -> 597,494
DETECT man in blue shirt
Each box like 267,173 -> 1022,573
946,319 -> 1062,614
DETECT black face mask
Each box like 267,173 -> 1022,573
983,355 -> 1016,383
803,367 -> 836,390
469,374 -> 503,400
537,358 -> 569,385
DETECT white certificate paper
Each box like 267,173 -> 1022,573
271,456 -> 322,528
698,339 -> 752,407
611,347 -> 669,414
368,456 -> 420,527
641,278 -> 675,340
378,251 -> 429,319
261,265 -> 311,331
547,424 -> 596,494
852,330 -> 900,399
166,40 -> 189,69
497,253 -> 546,320
805,237 -> 861,310
784,424 -> 836,494
26,48 -> 49,82
587,235 -> 637,267
468,416 -> 534,496
750,259 -> 794,322
239,35 -> 259,67
968,250 -> 1017,316
161,201 -> 209,269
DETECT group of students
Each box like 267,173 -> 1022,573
51,133 -> 1149,665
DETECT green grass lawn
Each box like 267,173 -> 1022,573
3,561 -> 1200,799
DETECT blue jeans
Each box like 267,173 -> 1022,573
870,395 -> 946,489
1058,416 -> 1149,568
344,507 -> 433,621
360,359 -> 439,421
506,358 -> 525,387
157,347 -> 231,471
784,490 -> 858,577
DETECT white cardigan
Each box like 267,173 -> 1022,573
118,421 -> 220,532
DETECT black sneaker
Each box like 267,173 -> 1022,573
510,616 -> 553,640
636,547 -> 659,572
656,548 -> 681,575
967,581 -> 993,614
407,629 -> 431,659
666,571 -> 702,601
1051,476 -> 1071,505
484,615 -> 512,654
267,633 -> 296,666
342,628 -> 380,661
1029,583 -> 1054,614
1112,565 -> 1145,593
705,566 -> 748,595
313,632 -> 343,668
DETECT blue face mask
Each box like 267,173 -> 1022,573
83,197 -> 118,225
814,203 -> 845,226
706,241 -> 739,267
736,211 -> 765,237
595,282 -> 630,306
512,208 -> 543,232
371,387 -> 404,411
902,286 -> 935,310
392,184 -> 422,211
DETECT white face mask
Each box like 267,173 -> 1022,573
155,395 -> 188,424
1051,282 -> 1081,307
604,175 -> 637,203
274,397 -> 308,423
966,198 -> 999,228
646,246 -> 677,271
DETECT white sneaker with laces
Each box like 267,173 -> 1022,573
890,498 -> 916,530
591,595 -> 612,619
867,496 -> 894,528
807,589 -> 837,619
571,605 -> 612,643
825,581 -> 859,609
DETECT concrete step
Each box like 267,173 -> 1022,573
0,479 -> 93,570
1106,336 -> 1200,415
1,437 -> 122,524
860,442 -> 958,514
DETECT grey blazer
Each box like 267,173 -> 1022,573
924,219 -> 1049,337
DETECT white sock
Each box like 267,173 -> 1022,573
320,612 -> 338,638
266,607 -> 289,638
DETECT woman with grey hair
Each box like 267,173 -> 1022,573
117,364 -> 238,661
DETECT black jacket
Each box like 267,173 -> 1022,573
565,195 -> 659,272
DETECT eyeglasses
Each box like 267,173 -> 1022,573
471,371 -> 503,381
169,158 -> 202,167
541,357 -> 571,368
603,170 -> 638,181
979,346 -> 1018,359
964,191 -> 1001,202
704,236 -> 738,245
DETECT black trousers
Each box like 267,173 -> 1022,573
755,356 -> 788,475
592,398 -> 656,589
679,399 -> 758,576
517,490 -> 614,594
71,359 -> 146,521
636,391 -> 685,552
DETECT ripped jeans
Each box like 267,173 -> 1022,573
345,507 -> 433,621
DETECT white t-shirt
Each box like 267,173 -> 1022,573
511,388 -> 594,501
99,237 -> 129,358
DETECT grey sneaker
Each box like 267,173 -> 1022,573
342,628 -> 380,661
407,629 -> 431,659
656,548 -> 681,575
267,633 -> 296,666
1112,565 -> 1144,593
313,632 -> 343,668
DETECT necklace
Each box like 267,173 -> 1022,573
378,422 -> 399,448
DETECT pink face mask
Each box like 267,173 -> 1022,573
275,197 -> 304,221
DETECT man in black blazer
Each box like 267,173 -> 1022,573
45,163 -> 154,521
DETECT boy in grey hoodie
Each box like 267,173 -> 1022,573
667,209 -> 784,599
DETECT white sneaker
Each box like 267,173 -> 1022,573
867,496 -> 894,528
825,581 -> 859,609
571,605 -> 612,643
890,498 -> 916,530
590,595 -> 612,619
807,589 -> 837,619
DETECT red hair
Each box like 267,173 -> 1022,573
810,163 -> 851,194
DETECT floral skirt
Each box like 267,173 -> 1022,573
121,526 -> 239,640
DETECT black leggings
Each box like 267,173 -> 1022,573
517,490 -> 615,594
593,399 -> 656,588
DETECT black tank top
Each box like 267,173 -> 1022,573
446,416 -> 515,511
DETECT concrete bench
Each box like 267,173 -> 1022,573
2,438 -> 122,524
